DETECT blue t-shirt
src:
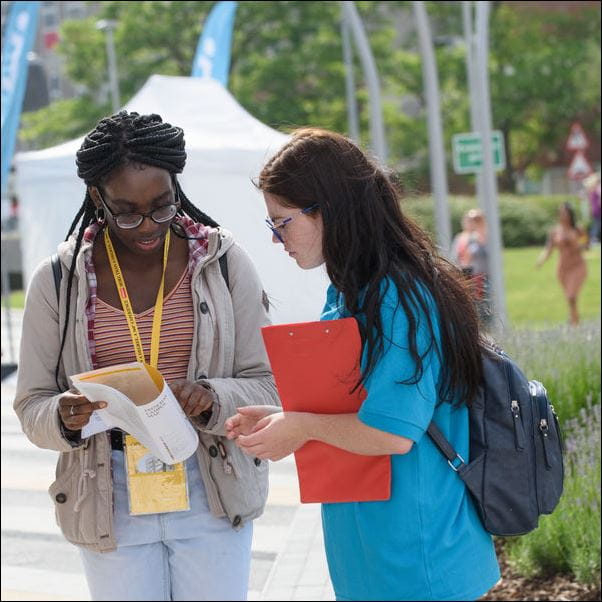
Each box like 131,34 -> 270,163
320,281 -> 500,601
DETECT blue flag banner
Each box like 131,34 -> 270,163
1,1 -> 41,195
191,1 -> 238,86
1,2 -> 42,192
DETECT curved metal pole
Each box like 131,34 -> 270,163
341,1 -> 387,163
412,1 -> 451,255
475,1 -> 507,331
341,9 -> 360,143
462,1 -> 484,201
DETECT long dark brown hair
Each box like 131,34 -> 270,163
560,201 -> 577,230
258,128 -> 483,407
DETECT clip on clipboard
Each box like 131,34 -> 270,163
261,317 -> 391,503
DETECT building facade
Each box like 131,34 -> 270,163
1,1 -> 100,110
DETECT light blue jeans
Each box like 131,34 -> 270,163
79,450 -> 253,601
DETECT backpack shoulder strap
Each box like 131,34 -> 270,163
218,252 -> 229,290
427,422 -> 466,470
50,253 -> 62,306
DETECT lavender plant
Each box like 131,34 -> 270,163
496,321 -> 601,585
501,320 -> 601,423
506,401 -> 601,584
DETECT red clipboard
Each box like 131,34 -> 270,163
261,318 -> 391,503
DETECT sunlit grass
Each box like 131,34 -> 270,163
504,246 -> 600,328
4,246 -> 600,328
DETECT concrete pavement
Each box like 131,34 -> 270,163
1,306 -> 334,600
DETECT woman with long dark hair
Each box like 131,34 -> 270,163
536,201 -> 588,325
225,128 -> 500,600
14,111 -> 279,601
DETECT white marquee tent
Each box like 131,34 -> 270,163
15,74 -> 329,325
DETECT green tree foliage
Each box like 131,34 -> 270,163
17,0 -> 600,191
229,1 -> 429,167
489,3 -> 601,185
19,96 -> 109,149
20,1 -> 212,148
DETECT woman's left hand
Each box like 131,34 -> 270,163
235,410 -> 309,461
169,380 -> 216,417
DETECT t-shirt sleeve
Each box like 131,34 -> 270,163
357,286 -> 440,443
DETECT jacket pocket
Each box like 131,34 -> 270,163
48,457 -> 98,545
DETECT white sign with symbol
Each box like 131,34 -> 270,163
567,150 -> 593,180
565,122 -> 589,152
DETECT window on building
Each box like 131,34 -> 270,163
66,3 -> 85,19
43,10 -> 57,29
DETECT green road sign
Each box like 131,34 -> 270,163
452,131 -> 506,174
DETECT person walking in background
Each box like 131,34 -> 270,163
451,208 -> 490,327
13,111 -> 279,601
583,172 -> 601,244
536,201 -> 588,326
225,128 -> 500,601
451,208 -> 478,271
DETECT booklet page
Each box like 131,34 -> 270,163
70,362 -> 199,464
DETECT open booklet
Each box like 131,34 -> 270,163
70,362 -> 199,465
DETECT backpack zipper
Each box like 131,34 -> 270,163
539,417 -> 552,470
507,357 -> 541,514
531,381 -> 553,470
511,399 -> 525,451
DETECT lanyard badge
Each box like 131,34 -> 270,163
123,434 -> 189,515
104,228 -> 190,515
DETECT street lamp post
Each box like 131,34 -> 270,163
413,1 -> 452,256
462,1 -> 484,202
96,19 -> 120,113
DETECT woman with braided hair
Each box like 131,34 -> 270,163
14,111 -> 279,601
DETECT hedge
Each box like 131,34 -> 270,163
401,194 -> 583,248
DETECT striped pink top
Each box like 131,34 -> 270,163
94,266 -> 194,382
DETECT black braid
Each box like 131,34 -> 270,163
55,111 -> 219,387
55,199 -> 95,389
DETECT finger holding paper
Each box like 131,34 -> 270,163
169,380 -> 215,417
58,391 -> 107,431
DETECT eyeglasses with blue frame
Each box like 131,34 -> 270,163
265,204 -> 319,243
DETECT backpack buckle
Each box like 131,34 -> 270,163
447,453 -> 466,472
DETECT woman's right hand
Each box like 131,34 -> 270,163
225,405 -> 281,440
58,391 -> 107,431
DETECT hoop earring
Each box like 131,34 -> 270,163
95,207 -> 106,224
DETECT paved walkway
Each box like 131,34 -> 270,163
1,306 -> 334,600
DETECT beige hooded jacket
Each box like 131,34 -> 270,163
13,226 -> 280,552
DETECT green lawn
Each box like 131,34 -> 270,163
505,245 -> 601,327
7,289 -> 25,308
5,246 -> 601,327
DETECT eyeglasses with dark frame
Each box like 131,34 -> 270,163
265,204 -> 319,243
96,186 -> 178,230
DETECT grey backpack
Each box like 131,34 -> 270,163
428,345 -> 564,536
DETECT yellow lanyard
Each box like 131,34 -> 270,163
104,228 -> 170,369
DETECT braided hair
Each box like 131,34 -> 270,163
55,111 -> 218,388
